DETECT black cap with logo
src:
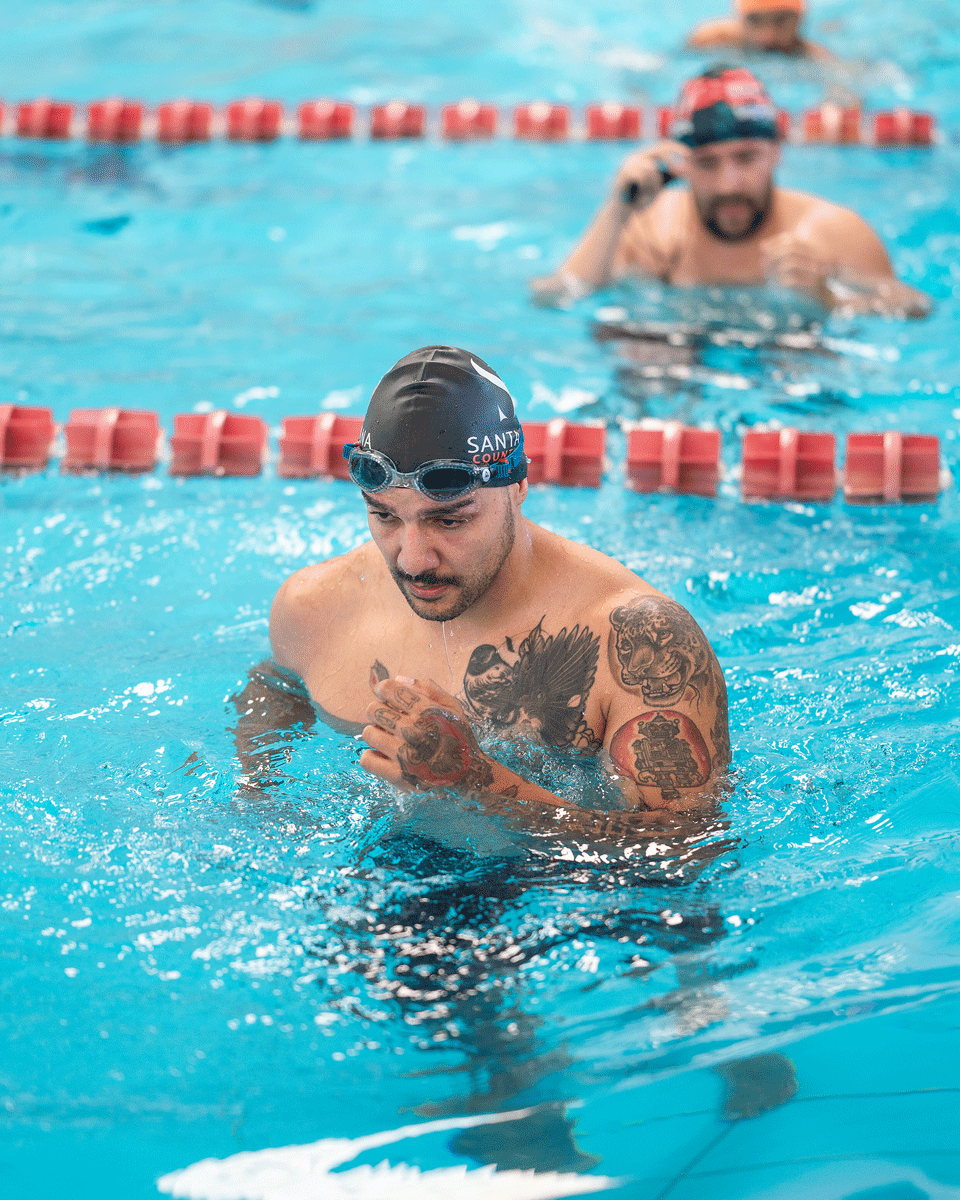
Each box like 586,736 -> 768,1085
359,346 -> 526,485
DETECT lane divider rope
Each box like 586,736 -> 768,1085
0,404 -> 951,504
0,98 -> 938,146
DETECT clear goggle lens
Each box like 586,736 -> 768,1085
346,450 -> 482,500
418,465 -> 478,497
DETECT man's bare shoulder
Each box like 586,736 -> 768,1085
778,189 -> 879,237
270,544 -> 379,669
601,590 -> 722,685
601,590 -> 729,767
777,189 -> 891,269
687,17 -> 742,48
273,546 -> 369,611
529,524 -> 671,648
531,521 -> 654,603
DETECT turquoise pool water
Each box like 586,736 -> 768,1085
2,2 -> 960,1198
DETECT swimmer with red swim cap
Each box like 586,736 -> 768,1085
688,0 -> 829,60
238,346 -> 729,847
533,67 -> 931,318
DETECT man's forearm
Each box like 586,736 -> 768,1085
473,756 -> 713,848
828,273 -> 933,318
232,660 -> 317,788
532,198 -> 632,303
359,675 -> 724,857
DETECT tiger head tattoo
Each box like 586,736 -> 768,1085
609,596 -> 714,707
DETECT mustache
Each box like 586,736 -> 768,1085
392,568 -> 461,588
706,193 -> 762,215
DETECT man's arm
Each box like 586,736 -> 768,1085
530,143 -> 687,305
764,206 -> 933,318
231,660 -> 322,795
358,676 -> 716,855
602,594 -> 730,815
231,559 -> 363,794
359,600 -> 730,852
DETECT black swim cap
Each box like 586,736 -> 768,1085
671,67 -> 779,148
359,346 -> 526,485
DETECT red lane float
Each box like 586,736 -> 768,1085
278,414 -> 362,478
7,404 -> 952,506
874,110 -> 934,146
157,101 -> 212,143
586,103 -> 641,140
741,428 -> 836,502
515,103 -> 570,141
442,100 -> 498,140
299,100 -> 354,140
227,99 -> 283,142
624,421 -> 721,497
0,405 -> 56,470
843,432 -> 941,504
370,102 -> 425,139
3,98 -> 939,146
87,99 -> 143,143
524,418 -> 605,487
17,99 -> 73,139
802,105 -> 861,144
169,412 -> 266,476
62,408 -> 160,472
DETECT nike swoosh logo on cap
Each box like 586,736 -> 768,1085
470,357 -> 514,407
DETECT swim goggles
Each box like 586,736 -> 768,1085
342,440 -> 525,501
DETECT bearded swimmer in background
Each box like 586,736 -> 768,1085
532,67 -> 931,319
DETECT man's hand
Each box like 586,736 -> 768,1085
762,233 -> 836,307
611,141 -> 688,211
361,676 -> 495,793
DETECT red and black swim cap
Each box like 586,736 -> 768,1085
671,67 -> 779,148
360,346 -> 526,484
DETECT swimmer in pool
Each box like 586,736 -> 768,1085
242,346 -> 729,845
532,67 -> 931,319
687,0 -> 831,60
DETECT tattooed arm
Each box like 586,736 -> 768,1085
359,675 -> 721,853
604,594 -> 730,814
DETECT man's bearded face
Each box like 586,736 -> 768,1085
687,138 -> 778,242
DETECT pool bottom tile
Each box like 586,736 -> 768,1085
662,1153 -> 960,1200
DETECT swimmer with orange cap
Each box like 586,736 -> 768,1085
688,0 -> 831,60
532,67 -> 931,318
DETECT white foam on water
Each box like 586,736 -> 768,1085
156,1107 -> 621,1200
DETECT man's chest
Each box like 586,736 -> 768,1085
668,237 -> 767,286
300,612 -> 610,750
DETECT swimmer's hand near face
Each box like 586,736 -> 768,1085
612,141 -> 689,211
361,676 -> 496,793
